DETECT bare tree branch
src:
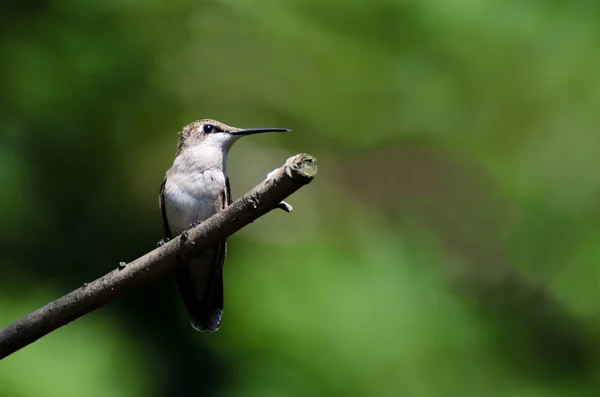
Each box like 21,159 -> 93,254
0,153 -> 317,360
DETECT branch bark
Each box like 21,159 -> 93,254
0,153 -> 317,360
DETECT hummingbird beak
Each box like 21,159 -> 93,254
228,128 -> 292,136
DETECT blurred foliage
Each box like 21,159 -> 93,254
2,0 -> 600,396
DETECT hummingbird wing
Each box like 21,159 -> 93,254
159,175 -> 231,332
158,176 -> 172,238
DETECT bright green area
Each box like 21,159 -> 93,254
2,0 -> 600,396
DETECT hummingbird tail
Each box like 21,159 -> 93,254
174,241 -> 226,332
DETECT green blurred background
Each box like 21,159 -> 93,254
2,0 -> 600,396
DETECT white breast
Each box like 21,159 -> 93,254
164,168 -> 227,236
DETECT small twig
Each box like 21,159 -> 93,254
0,153 -> 317,360
276,201 -> 293,213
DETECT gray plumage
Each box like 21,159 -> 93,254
159,119 -> 290,331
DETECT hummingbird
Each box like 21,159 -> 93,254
159,119 -> 291,331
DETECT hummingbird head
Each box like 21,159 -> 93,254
176,119 -> 291,155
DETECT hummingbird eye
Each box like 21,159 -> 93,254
202,124 -> 215,133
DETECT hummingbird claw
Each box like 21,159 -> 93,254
181,230 -> 190,244
188,220 -> 202,229
157,237 -> 170,247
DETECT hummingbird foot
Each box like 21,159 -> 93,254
188,220 -> 202,230
157,237 -> 170,247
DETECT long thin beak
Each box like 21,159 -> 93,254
228,128 -> 292,136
